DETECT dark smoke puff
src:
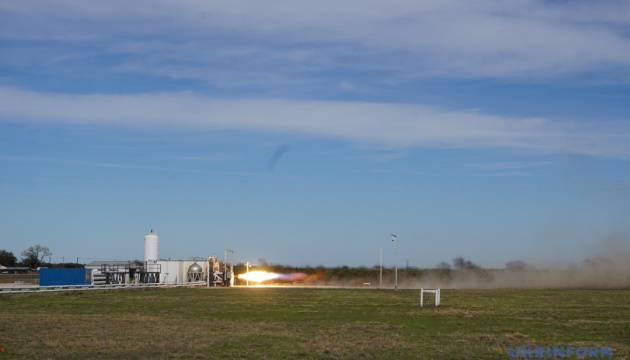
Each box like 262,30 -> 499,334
266,144 -> 289,171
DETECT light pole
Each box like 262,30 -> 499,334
391,234 -> 398,290
246,261 -> 250,287
225,249 -> 234,286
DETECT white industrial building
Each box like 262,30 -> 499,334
85,230 -> 234,286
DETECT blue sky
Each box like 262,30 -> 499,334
1,0 -> 629,268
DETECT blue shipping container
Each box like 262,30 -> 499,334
40,268 -> 92,286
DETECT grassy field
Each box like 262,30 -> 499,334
0,287 -> 628,359
0,274 -> 39,285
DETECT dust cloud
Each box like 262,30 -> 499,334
411,242 -> 630,289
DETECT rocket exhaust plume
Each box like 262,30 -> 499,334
238,271 -> 309,283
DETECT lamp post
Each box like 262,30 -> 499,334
225,249 -> 234,286
391,234 -> 398,290
245,261 -> 249,286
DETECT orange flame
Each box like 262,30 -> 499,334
238,271 -> 317,283
238,271 -> 279,283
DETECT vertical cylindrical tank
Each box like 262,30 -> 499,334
144,230 -> 159,262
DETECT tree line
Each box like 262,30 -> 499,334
0,244 -> 53,269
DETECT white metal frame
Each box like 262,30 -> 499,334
420,288 -> 440,307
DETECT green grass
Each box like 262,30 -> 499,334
1,288 -> 628,359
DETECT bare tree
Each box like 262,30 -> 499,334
21,244 -> 52,268
452,256 -> 480,270
436,261 -> 451,270
505,260 -> 529,271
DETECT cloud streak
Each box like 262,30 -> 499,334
2,0 -> 630,82
1,86 -> 629,158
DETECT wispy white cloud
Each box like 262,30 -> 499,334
358,152 -> 409,162
1,86 -> 628,158
472,161 -> 553,170
1,0 -> 630,82
161,154 -> 236,162
0,155 -> 130,168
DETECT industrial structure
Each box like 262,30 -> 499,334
85,230 -> 235,287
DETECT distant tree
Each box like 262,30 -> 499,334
0,250 -> 18,267
436,261 -> 451,270
452,256 -> 480,270
55,263 -> 84,269
20,254 -> 39,268
582,256 -> 611,268
21,244 -> 52,268
505,260 -> 529,271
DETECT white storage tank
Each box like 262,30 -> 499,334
144,230 -> 159,262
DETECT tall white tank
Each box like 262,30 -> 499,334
144,230 -> 159,262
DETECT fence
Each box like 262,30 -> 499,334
0,282 -> 207,294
